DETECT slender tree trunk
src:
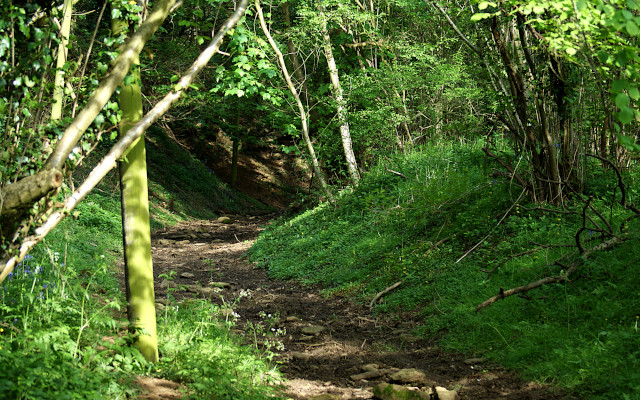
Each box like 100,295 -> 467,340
318,5 -> 360,186
255,0 -> 334,202
230,104 -> 240,189
281,2 -> 309,106
113,13 -> 158,363
51,0 -> 73,120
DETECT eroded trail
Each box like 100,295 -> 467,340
150,215 -> 572,400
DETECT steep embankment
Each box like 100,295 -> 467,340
249,142 -> 640,399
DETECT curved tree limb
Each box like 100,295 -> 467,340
0,0 -> 250,284
0,0 -> 179,225
255,0 -> 335,203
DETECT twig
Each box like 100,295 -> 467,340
482,147 -> 529,190
386,168 -> 407,179
369,281 -> 403,308
456,188 -> 526,264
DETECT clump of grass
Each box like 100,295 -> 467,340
0,216 -> 135,400
156,290 -> 283,400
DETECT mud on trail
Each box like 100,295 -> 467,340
147,215 -> 574,400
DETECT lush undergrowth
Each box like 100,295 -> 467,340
0,129 -> 278,400
249,142 -> 640,399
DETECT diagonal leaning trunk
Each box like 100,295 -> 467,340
318,5 -> 360,186
256,0 -> 334,203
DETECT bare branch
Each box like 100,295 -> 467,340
476,236 -> 626,311
0,0 -> 250,283
369,281 -> 403,308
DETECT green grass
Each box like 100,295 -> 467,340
0,128 -> 279,400
249,141 -> 640,399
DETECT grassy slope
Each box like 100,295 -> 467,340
249,142 -> 640,400
0,128 -> 279,400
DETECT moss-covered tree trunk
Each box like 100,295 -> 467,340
113,15 -> 158,363
51,0 -> 73,120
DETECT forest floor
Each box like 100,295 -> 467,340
139,214 -> 575,400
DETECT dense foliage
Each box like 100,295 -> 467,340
2,0 -> 640,398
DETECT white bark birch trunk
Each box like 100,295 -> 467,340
318,6 -> 360,186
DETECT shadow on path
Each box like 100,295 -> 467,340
146,215 -> 574,400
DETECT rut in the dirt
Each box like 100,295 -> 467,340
148,215 -> 574,400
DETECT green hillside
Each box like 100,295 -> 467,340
249,142 -> 640,400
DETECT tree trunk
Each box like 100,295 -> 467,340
318,5 -> 360,186
113,13 -> 158,363
281,2 -> 309,106
230,130 -> 239,189
51,0 -> 73,121
255,0 -> 334,202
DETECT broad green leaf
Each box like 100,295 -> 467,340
93,114 -> 105,126
627,20 -> 639,35
617,134 -> 640,151
629,86 -> 640,100
471,13 -> 492,21
615,93 -> 630,108
617,106 -> 634,123
612,79 -> 629,92
597,50 -> 609,63
566,47 -> 577,56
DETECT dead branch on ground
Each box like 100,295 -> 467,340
369,281 -> 403,308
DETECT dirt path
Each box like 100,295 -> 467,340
148,215 -> 573,400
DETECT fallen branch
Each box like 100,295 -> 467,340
476,236 -> 627,311
369,281 -> 403,308
386,169 -> 408,179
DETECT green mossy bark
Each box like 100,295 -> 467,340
117,48 -> 158,362
51,0 -> 73,121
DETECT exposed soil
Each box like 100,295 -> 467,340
176,128 -> 312,209
141,215 -> 575,400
